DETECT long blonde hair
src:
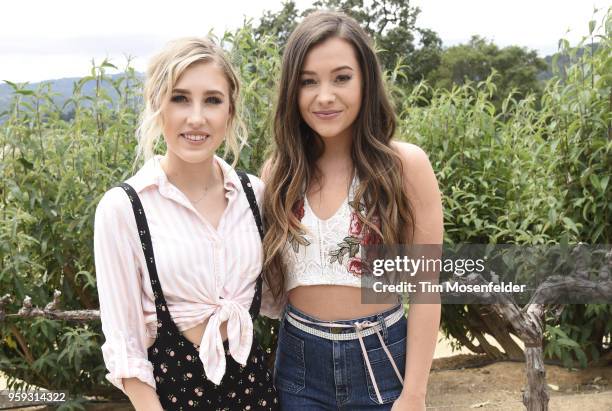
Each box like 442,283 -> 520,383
262,11 -> 415,298
135,37 -> 245,164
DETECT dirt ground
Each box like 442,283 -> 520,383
2,332 -> 611,410
427,355 -> 612,410
426,332 -> 612,410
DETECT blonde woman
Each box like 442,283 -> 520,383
262,11 -> 443,410
94,37 -> 278,410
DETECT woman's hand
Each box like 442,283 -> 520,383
391,392 -> 426,411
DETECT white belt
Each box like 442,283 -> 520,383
285,306 -> 405,404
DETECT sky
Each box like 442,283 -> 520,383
0,0 -> 608,83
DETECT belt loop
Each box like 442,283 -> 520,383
377,313 -> 389,342
281,305 -> 290,330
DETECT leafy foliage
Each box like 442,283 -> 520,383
0,5 -> 609,403
0,58 -> 141,400
401,11 -> 611,366
426,36 -> 548,109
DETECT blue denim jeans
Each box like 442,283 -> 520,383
274,303 -> 407,410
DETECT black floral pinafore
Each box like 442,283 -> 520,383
119,171 -> 279,410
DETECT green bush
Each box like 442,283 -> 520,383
397,10 -> 611,366
0,10 -> 609,403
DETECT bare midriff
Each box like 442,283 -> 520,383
288,285 -> 399,321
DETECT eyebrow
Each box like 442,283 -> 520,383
300,65 -> 354,75
171,88 -> 225,96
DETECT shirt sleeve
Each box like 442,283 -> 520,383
94,187 -> 156,394
247,174 -> 287,319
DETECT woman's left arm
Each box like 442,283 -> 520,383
391,142 -> 443,410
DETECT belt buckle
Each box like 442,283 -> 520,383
329,326 -> 343,335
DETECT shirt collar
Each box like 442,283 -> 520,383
128,154 -> 242,194
215,155 -> 242,193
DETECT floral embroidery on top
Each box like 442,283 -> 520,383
288,198 -> 311,253
330,200 -> 382,277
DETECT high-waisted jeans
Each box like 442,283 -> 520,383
274,303 -> 407,410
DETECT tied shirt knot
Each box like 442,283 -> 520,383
199,297 -> 253,385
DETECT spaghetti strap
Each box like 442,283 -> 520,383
236,171 -> 264,320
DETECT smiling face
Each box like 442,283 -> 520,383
298,36 -> 362,142
161,60 -> 231,164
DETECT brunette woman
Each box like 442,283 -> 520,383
262,11 -> 443,411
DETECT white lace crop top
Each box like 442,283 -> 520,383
282,174 -> 381,291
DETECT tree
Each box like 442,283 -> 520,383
255,0 -> 443,86
255,0 -> 301,47
427,36 -> 547,106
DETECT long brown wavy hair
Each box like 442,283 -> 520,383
262,11 -> 415,298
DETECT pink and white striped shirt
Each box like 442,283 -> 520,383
94,155 -> 281,394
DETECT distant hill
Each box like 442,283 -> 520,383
0,73 -> 144,119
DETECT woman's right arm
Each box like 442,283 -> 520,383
94,188 -> 163,411
123,378 -> 163,411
